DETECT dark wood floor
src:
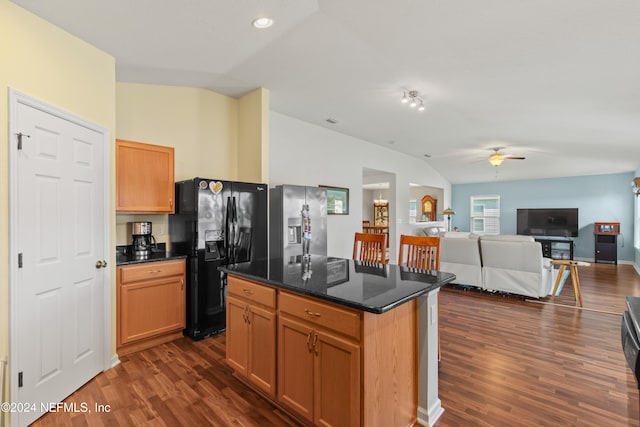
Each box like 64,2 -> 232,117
33,262 -> 640,426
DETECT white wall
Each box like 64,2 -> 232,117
270,112 -> 451,261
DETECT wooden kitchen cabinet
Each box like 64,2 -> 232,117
225,274 -> 417,427
226,276 -> 277,397
116,139 -> 175,213
278,291 -> 361,427
277,315 -> 315,420
117,259 -> 185,355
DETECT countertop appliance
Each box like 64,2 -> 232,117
622,296 -> 640,388
130,221 -> 156,259
269,184 -> 327,262
169,178 -> 267,340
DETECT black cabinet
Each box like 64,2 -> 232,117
535,238 -> 573,260
595,234 -> 617,264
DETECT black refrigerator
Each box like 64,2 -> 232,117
169,178 -> 268,340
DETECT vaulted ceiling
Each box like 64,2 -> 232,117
13,0 -> 640,183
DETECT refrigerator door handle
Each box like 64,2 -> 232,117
226,196 -> 232,263
231,197 -> 239,262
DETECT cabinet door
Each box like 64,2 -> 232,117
226,296 -> 249,375
116,139 -> 175,213
119,275 -> 185,345
247,304 -> 277,397
278,316 -> 315,422
314,331 -> 361,427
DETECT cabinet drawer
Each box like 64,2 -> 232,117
228,276 -> 276,309
279,291 -> 360,341
119,259 -> 185,284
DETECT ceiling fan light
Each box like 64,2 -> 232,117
418,101 -> 425,111
409,98 -> 417,108
401,92 -> 408,104
489,153 -> 504,166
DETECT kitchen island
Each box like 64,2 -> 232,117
220,255 -> 455,427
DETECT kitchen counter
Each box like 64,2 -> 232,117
115,250 -> 187,266
221,255 -> 454,426
220,255 -> 455,314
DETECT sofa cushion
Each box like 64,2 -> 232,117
422,226 -> 446,236
444,231 -> 472,238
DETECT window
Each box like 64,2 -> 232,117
635,196 -> 640,249
470,195 -> 500,234
409,199 -> 417,223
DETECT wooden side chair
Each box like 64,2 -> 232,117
398,235 -> 440,270
353,232 -> 388,263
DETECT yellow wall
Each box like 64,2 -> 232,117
115,82 -> 240,246
0,0 -> 116,416
115,83 -> 270,246
0,4 -> 270,415
116,82 -> 238,181
238,88 -> 270,183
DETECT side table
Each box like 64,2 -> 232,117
551,260 -> 590,307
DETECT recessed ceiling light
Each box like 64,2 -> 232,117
252,17 -> 274,29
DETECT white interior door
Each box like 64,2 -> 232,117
10,92 -> 109,426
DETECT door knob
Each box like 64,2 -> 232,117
95,260 -> 107,269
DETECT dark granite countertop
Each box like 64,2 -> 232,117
116,252 -> 187,266
115,244 -> 187,266
220,255 -> 456,314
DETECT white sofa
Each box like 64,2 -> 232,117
479,235 -> 555,298
439,232 -> 482,288
439,232 -> 555,298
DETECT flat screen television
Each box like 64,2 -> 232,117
516,208 -> 579,237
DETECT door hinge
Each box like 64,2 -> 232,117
17,132 -> 30,150
18,253 -> 23,268
18,371 -> 23,388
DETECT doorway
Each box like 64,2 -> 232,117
362,168 -> 396,261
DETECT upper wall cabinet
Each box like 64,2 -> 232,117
116,139 -> 175,213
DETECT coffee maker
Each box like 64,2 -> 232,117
131,221 -> 156,259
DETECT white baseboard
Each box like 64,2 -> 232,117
417,399 -> 444,427
110,354 -> 120,369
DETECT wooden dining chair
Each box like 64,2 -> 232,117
398,234 -> 442,360
363,225 -> 390,248
398,235 -> 440,270
353,232 -> 388,263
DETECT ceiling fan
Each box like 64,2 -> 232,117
488,147 -> 526,166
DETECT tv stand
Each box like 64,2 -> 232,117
534,237 -> 574,260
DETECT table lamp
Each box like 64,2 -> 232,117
442,207 -> 456,232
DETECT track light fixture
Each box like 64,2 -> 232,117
401,90 -> 425,112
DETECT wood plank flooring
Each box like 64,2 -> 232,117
32,263 -> 640,426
